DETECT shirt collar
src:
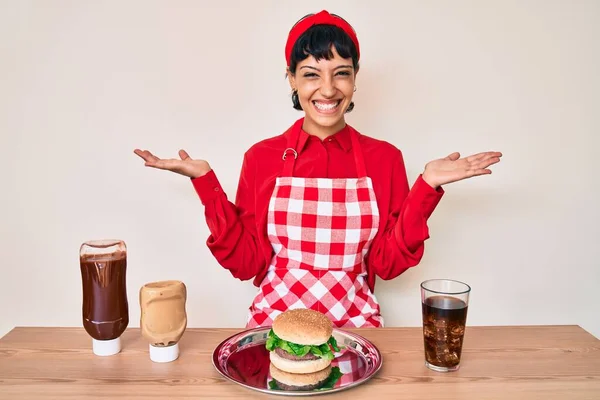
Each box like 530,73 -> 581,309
296,124 -> 353,153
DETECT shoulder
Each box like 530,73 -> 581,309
243,132 -> 287,163
352,126 -> 405,164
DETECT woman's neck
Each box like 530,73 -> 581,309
301,117 -> 346,140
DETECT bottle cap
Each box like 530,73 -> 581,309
92,337 -> 121,356
149,343 -> 180,363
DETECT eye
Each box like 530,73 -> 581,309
336,71 -> 351,76
303,72 -> 318,78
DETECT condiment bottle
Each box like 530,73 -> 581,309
80,240 -> 129,356
139,280 -> 187,362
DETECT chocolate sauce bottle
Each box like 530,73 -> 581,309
80,240 -> 129,356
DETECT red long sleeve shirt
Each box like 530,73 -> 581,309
192,123 -> 444,292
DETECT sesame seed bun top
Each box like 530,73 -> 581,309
272,309 -> 333,345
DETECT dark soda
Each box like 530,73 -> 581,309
422,295 -> 468,369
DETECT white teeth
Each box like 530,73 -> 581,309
314,101 -> 340,111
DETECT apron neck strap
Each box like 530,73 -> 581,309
349,126 -> 367,178
281,118 -> 303,177
281,119 -> 368,178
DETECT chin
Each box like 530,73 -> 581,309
307,112 -> 345,128
316,116 -> 343,127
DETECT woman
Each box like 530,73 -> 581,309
134,10 -> 502,328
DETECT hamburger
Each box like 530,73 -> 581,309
265,309 -> 342,391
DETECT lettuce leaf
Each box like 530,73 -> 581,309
328,335 -> 341,352
287,341 -> 312,357
316,366 -> 343,390
265,329 -> 341,360
267,366 -> 343,391
268,380 -> 280,390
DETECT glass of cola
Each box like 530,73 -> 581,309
421,279 -> 471,372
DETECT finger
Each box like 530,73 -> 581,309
149,158 -> 186,172
135,149 -> 161,163
473,169 -> 492,176
466,152 -> 489,163
462,169 -> 492,179
134,148 -> 148,160
480,151 -> 503,160
144,150 -> 161,163
144,158 -> 165,168
466,151 -> 502,163
134,149 -> 156,162
445,152 -> 460,161
474,156 -> 502,169
179,149 -> 191,160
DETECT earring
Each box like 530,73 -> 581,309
291,89 -> 303,111
354,85 -> 357,92
345,101 -> 355,113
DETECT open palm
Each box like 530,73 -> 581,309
133,149 -> 211,179
423,151 -> 502,188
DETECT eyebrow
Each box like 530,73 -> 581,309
300,65 -> 353,71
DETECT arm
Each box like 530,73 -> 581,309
367,151 -> 443,280
192,152 -> 266,281
367,147 -> 503,280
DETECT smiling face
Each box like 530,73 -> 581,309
288,46 -> 357,139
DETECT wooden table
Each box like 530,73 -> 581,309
1,325 -> 599,399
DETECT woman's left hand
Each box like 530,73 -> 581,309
422,151 -> 503,189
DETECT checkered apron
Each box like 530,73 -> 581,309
247,120 -> 384,329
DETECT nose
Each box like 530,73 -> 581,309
319,77 -> 336,98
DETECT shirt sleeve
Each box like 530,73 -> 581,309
367,151 -> 444,280
190,152 -> 266,281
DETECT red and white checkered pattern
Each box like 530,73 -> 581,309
247,173 -> 384,328
332,350 -> 365,387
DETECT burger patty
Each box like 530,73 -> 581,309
274,347 -> 320,361
274,378 -> 327,391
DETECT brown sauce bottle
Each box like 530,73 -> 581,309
80,240 -> 129,356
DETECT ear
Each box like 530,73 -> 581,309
287,68 -> 296,90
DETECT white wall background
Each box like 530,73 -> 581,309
1,0 -> 598,340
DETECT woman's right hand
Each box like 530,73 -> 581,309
133,149 -> 212,179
